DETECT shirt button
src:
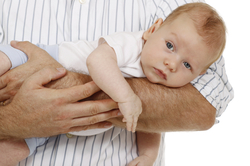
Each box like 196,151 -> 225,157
79,0 -> 86,4
0,26 -> 3,43
66,133 -> 74,138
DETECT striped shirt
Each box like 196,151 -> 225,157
0,0 -> 234,166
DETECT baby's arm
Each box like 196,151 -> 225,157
129,132 -> 161,166
87,42 -> 142,132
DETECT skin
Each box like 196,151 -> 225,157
0,40 -> 216,165
86,14 -> 214,133
0,66 -> 120,165
0,42 -> 120,139
141,15 -> 211,88
0,139 -> 29,166
128,15 -> 214,165
0,51 -> 11,76
0,41 -> 216,139
128,132 -> 161,166
86,15 -> 216,166
87,42 -> 142,132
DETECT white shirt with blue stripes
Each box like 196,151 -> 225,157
0,0 -> 234,166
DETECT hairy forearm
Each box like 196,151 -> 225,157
126,78 -> 216,132
49,72 -> 216,133
107,78 -> 216,133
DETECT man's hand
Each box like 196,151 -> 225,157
0,41 -> 62,102
0,67 -> 120,139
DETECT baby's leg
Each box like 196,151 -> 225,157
128,132 -> 161,166
0,44 -> 28,76
0,43 -> 58,76
0,139 -> 29,166
0,51 -> 12,76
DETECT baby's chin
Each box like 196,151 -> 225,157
145,74 -> 159,84
147,76 -> 186,88
165,81 -> 188,88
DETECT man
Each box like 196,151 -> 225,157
0,0 -> 233,165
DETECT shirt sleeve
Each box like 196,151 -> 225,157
25,137 -> 49,156
98,31 -> 143,68
191,56 -> 234,121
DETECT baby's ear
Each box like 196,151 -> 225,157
199,70 -> 207,75
143,18 -> 163,40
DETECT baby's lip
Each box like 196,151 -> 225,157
154,68 -> 167,80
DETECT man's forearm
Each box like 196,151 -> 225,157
50,72 -> 216,133
118,78 -> 216,133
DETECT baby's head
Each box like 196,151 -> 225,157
141,2 -> 226,87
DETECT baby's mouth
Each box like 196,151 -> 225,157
154,68 -> 167,80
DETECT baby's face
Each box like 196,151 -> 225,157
141,14 -> 212,87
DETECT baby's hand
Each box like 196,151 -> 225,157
0,51 -> 11,76
128,155 -> 155,166
118,94 -> 142,132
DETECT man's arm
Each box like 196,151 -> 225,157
0,42 -> 122,139
115,79 -> 216,132
0,67 -> 120,139
0,41 -> 216,134
46,55 -> 216,133
71,75 -> 216,133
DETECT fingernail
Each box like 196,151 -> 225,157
56,68 -> 65,73
11,40 -> 18,46
117,111 -> 122,116
104,122 -> 112,128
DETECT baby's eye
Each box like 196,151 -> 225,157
183,62 -> 191,70
166,42 -> 174,51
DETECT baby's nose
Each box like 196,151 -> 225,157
164,59 -> 177,72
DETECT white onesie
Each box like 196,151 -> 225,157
59,31 -> 146,136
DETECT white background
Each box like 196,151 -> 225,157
165,0 -> 250,165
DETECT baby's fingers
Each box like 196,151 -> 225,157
125,116 -> 138,132
126,121 -> 133,132
132,117 -> 138,133
122,117 -> 127,123
122,117 -> 132,131
128,157 -> 141,166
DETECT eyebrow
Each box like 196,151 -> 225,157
170,32 -> 199,71
171,32 -> 190,48
170,32 -> 179,43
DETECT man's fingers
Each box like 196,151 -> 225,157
10,41 -> 36,59
67,99 -> 118,118
71,109 -> 121,127
0,75 -> 7,89
68,122 -> 113,133
59,81 -> 101,103
0,91 -> 11,101
22,67 -> 67,89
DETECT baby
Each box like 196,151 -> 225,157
0,2 -> 226,166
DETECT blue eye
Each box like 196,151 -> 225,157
166,42 -> 174,51
183,62 -> 191,69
